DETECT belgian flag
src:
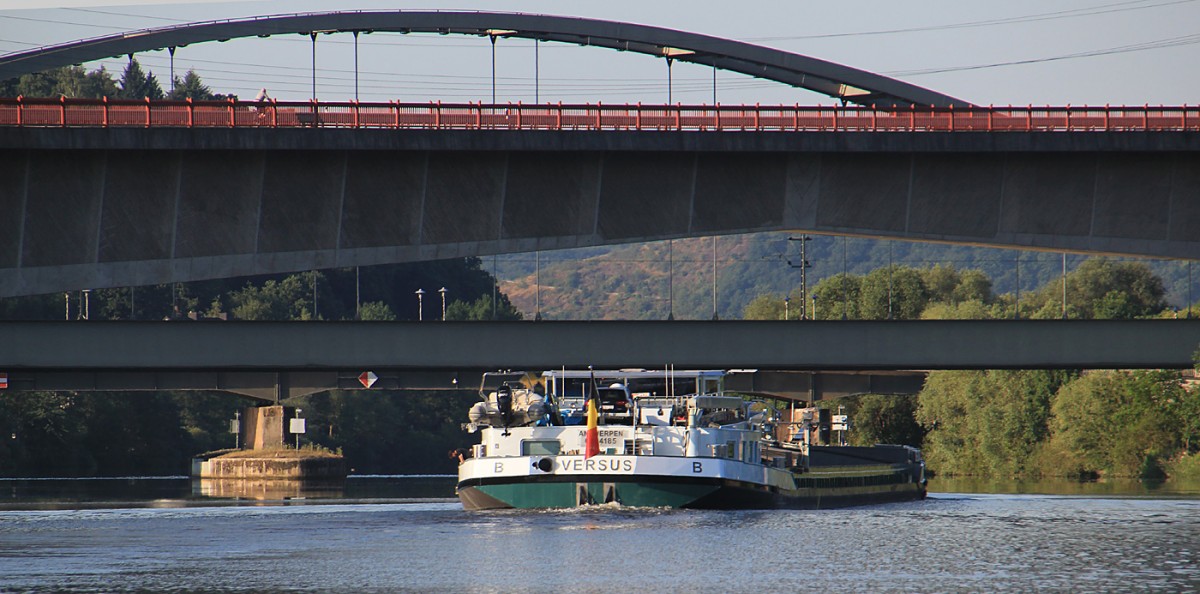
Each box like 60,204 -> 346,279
585,369 -> 601,459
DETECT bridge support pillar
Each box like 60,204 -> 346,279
241,405 -> 297,449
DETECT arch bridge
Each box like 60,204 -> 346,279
0,10 -> 966,107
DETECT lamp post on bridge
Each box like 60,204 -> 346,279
415,289 -> 425,321
309,32 -> 317,100
439,287 -> 447,321
486,29 -> 516,104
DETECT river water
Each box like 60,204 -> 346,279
0,476 -> 1197,593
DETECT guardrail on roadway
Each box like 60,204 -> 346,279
2,98 -> 1197,132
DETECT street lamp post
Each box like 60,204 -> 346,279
812,294 -> 818,320
415,289 -> 425,321
784,296 -> 790,321
439,287 -> 447,321
485,29 -> 516,104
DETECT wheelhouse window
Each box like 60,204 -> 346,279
521,440 -> 561,456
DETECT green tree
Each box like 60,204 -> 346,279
55,65 -> 119,98
922,264 -> 961,304
78,393 -> 190,475
1048,370 -> 1183,477
860,266 -> 927,319
118,58 -> 164,100
0,392 -> 90,476
82,66 -> 120,98
953,269 -> 993,303
445,294 -> 523,321
1093,290 -> 1140,320
10,71 -> 58,98
916,369 -> 1071,477
168,69 -> 215,100
175,392 -> 252,454
1028,258 -> 1167,319
290,390 -> 477,474
2,66 -> 118,98
848,394 -> 923,447
811,273 -> 861,320
226,273 -> 326,320
920,299 -> 1000,320
358,301 -> 397,321
742,293 -> 787,320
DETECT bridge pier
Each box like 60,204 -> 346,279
192,404 -> 346,482
240,405 -> 294,450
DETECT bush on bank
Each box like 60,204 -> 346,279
916,369 -> 1200,480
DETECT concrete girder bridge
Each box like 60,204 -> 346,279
1,11 -> 1199,408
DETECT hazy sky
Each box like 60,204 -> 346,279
1,0 -> 1197,106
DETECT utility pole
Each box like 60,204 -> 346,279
535,251 -> 542,321
667,240 -> 674,320
711,236 -> 718,320
888,241 -> 894,319
1014,255 -> 1021,320
788,235 -> 812,319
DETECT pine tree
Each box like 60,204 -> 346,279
118,57 -> 164,99
168,69 -> 214,100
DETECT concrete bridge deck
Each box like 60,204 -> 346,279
2,115 -> 1198,298
2,319 -> 1196,371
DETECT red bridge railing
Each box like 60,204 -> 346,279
1,97 -> 1197,132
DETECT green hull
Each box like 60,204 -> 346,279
457,474 -> 925,510
458,479 -> 721,510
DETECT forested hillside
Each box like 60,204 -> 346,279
497,233 -> 1200,320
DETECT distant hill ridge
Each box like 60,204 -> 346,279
497,232 -> 1196,320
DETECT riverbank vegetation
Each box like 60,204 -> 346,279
745,259 -> 1200,482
